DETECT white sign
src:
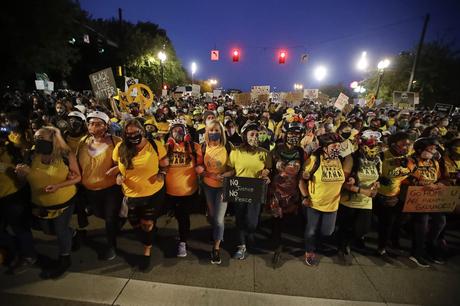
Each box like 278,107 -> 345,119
35,80 -> 54,91
251,85 -> 270,101
213,90 -> 222,97
334,92 -> 349,110
304,89 -> 319,99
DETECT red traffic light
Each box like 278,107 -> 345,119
279,51 -> 287,64
232,49 -> 240,62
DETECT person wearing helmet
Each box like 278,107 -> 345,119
268,120 -> 306,266
299,132 -> 345,266
196,110 -> 216,143
337,130 -> 382,265
65,111 -> 87,154
406,137 -> 448,267
164,119 -> 204,258
227,122 -> 272,260
337,122 -> 356,158
216,106 -> 225,122
76,111 -> 123,261
374,132 -> 414,257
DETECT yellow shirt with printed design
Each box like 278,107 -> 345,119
165,142 -> 203,196
203,145 -> 228,188
409,158 -> 441,186
78,136 -> 122,190
113,140 -> 167,198
378,150 -> 413,197
227,147 -> 272,178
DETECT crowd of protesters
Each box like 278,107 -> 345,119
0,88 -> 459,278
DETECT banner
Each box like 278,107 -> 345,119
303,89 -> 319,99
402,186 -> 460,213
393,91 -> 416,110
89,68 -> 117,100
223,177 -> 267,204
334,92 -> 349,111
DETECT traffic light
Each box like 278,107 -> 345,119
232,49 -> 240,62
279,51 -> 287,64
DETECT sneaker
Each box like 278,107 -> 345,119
177,242 -> 187,258
210,248 -> 222,265
8,256 -> 37,274
409,255 -> 430,268
304,252 -> 319,266
233,245 -> 247,260
101,247 -> 116,261
376,248 -> 387,256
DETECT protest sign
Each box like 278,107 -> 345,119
304,89 -> 319,99
235,93 -> 252,106
433,103 -> 453,116
402,186 -> 460,213
223,177 -> 267,204
213,89 -> 222,97
89,68 -> 117,100
124,76 -> 139,96
334,92 -> 349,110
393,91 -> 416,110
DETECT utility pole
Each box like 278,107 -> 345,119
407,14 -> 430,92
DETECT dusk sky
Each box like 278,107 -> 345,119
80,0 -> 460,92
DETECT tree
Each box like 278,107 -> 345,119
319,83 -> 353,98
361,40 -> 460,106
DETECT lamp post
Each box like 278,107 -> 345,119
158,51 -> 167,90
375,59 -> 390,99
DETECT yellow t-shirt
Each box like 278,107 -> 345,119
113,140 -> 167,198
78,136 -> 122,190
203,145 -> 228,188
165,142 -> 203,196
228,147 -> 271,178
378,150 -> 413,197
66,135 -> 84,154
409,158 -> 441,186
443,155 -> 459,185
0,148 -> 19,198
27,155 -> 77,207
340,155 -> 380,209
303,155 -> 345,212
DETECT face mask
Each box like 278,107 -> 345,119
131,109 -> 140,117
69,120 -> 83,131
326,148 -> 341,159
35,139 -> 53,155
325,123 -> 333,131
341,132 -> 351,139
414,123 -> 422,128
183,109 -> 188,114
391,143 -> 408,156
286,134 -> 301,146
441,120 -> 449,127
227,127 -> 236,136
398,119 -> 409,129
258,134 -> 270,143
206,119 -> 214,126
421,150 -> 434,160
172,130 -> 185,142
247,134 -> 258,147
208,132 -> 221,142
56,109 -> 65,116
243,109 -> 249,115
126,133 -> 142,145
362,145 -> 380,159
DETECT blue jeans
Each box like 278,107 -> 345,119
234,202 -> 261,246
304,207 -> 337,252
202,183 -> 227,241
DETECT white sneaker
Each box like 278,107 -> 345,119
177,242 -> 187,257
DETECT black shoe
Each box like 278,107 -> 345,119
211,248 -> 222,265
7,256 -> 37,275
41,255 -> 71,279
72,230 -> 85,252
139,255 -> 152,272
353,238 -> 366,250
101,247 -> 116,261
409,255 -> 430,268
338,247 -> 353,266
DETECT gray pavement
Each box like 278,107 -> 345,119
1,213 -> 460,306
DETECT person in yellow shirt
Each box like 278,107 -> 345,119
201,120 -> 232,264
337,130 -> 382,265
227,122 -> 272,260
299,132 -> 345,266
15,126 -> 81,279
0,129 -> 36,274
112,119 -> 168,271
374,132 -> 414,256
164,119 -> 203,258
442,138 -> 459,187
77,111 -> 122,261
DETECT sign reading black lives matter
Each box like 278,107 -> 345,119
223,177 -> 267,204
89,68 -> 117,100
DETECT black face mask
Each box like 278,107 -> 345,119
69,120 -> 83,131
35,139 -> 53,155
126,133 -> 142,145
341,132 -> 351,139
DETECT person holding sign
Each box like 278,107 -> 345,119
407,138 -> 448,267
227,122 -> 272,260
337,130 -> 382,265
201,120 -> 233,264
112,119 -> 168,271
299,132 -> 345,266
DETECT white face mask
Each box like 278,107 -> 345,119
243,109 -> 249,115
206,119 -> 214,126
414,123 -> 422,128
441,120 -> 449,127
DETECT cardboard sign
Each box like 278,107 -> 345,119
393,91 -> 416,110
334,92 -> 349,111
433,103 -> 453,116
280,92 -> 303,105
235,93 -> 252,106
89,68 -> 117,100
403,186 -> 460,213
304,89 -> 319,99
223,177 -> 268,204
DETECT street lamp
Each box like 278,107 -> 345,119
293,83 -> 303,90
191,62 -> 197,84
209,78 -> 218,91
356,51 -> 369,71
158,51 -> 167,90
313,66 -> 327,81
375,58 -> 390,99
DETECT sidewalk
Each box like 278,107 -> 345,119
1,213 -> 459,305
